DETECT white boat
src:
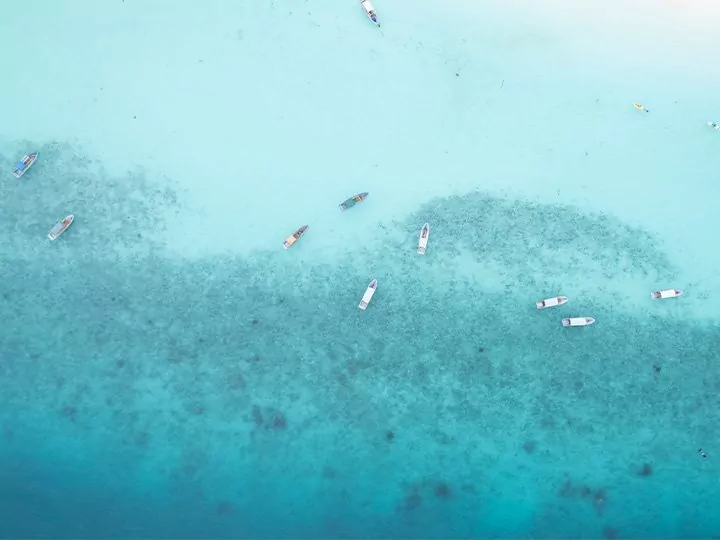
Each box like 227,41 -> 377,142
360,0 -> 380,26
417,223 -> 430,254
48,214 -> 74,241
536,296 -> 568,310
651,288 -> 683,300
562,317 -> 595,327
707,121 -> 720,132
358,279 -> 377,310
13,152 -> 38,178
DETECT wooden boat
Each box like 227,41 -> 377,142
358,279 -> 377,310
536,296 -> 568,310
13,152 -> 38,178
360,0 -> 380,26
339,192 -> 369,211
562,317 -> 595,327
48,214 -> 74,241
283,225 -> 308,249
651,288 -> 683,300
417,223 -> 430,254
633,102 -> 649,113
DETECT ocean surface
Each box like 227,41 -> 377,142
1,0 -> 720,538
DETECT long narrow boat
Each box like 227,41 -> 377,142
48,214 -> 74,241
562,317 -> 595,327
358,279 -> 377,310
651,288 -> 683,300
417,223 -> 430,254
283,225 -> 308,249
536,296 -> 568,310
339,192 -> 369,211
13,152 -> 39,178
360,0 -> 380,26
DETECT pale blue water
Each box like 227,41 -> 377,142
2,0 -> 720,538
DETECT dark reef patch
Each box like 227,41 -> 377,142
399,492 -> 423,512
398,479 -> 454,512
522,440 -> 537,454
273,413 -> 287,430
228,372 -> 246,390
558,478 -> 608,515
185,401 -> 206,416
216,501 -> 235,516
433,482 -> 452,500
251,405 -> 264,428
61,405 -> 78,423
250,405 -> 287,432
134,430 -> 150,448
603,526 -> 619,540
636,463 -> 653,477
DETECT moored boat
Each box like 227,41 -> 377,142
358,279 -> 377,310
707,121 -> 720,132
13,152 -> 39,178
417,223 -> 430,254
360,0 -> 380,26
651,288 -> 683,300
339,192 -> 369,211
633,102 -> 649,113
536,296 -> 569,310
562,317 -> 595,327
283,225 -> 309,249
48,214 -> 74,241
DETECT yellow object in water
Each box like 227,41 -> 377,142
633,102 -> 649,112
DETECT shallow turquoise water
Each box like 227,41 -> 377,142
1,0 -> 720,538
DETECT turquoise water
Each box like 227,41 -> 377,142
2,0 -> 720,538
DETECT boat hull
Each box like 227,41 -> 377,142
13,152 -> 38,179
417,223 -> 430,254
339,192 -> 369,211
48,214 -> 74,241
651,289 -> 683,300
536,296 -> 569,309
358,279 -> 377,310
562,317 -> 595,327
283,225 -> 308,249
360,0 -> 380,25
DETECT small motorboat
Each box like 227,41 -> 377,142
283,225 -> 308,249
707,121 -> 720,132
48,214 -> 74,241
633,103 -> 649,113
417,223 -> 430,254
536,296 -> 569,310
651,288 -> 684,300
13,152 -> 39,178
562,317 -> 595,327
360,0 -> 380,26
339,192 -> 369,211
358,279 -> 377,310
